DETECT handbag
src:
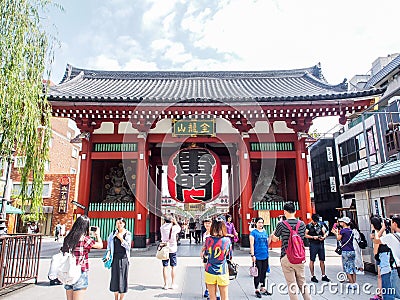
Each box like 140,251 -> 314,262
335,232 -> 353,255
102,251 -> 113,269
249,262 -> 258,277
227,259 -> 238,279
48,252 -> 81,285
156,225 -> 173,260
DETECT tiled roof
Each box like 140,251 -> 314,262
364,54 -> 400,89
348,159 -> 400,184
48,64 -> 382,103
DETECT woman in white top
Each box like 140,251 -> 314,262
350,222 -> 364,274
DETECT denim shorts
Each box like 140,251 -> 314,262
64,271 -> 88,291
162,252 -> 177,267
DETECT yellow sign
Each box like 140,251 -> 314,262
172,119 -> 215,136
258,210 -> 270,226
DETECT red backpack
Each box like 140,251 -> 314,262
283,220 -> 305,264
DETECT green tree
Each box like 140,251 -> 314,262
0,0 -> 56,219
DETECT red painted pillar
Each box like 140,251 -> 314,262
77,137 -> 92,215
134,137 -> 149,248
148,162 -> 156,243
295,138 -> 312,223
238,137 -> 254,247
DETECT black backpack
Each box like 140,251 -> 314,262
357,230 -> 367,249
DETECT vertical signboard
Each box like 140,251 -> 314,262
326,147 -> 334,161
329,176 -> 337,192
58,176 -> 70,213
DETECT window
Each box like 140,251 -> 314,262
71,148 -> 79,158
45,161 -> 50,172
14,156 -> 26,168
12,182 -> 52,198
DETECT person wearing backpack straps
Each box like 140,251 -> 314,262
160,214 -> 181,290
269,202 -> 310,300
106,217 -> 132,300
375,214 -> 400,299
61,215 -> 103,300
305,213 -> 330,283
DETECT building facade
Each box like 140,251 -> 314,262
335,54 -> 400,270
9,117 -> 81,234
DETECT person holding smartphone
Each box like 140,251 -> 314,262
106,218 -> 132,300
61,215 -> 103,300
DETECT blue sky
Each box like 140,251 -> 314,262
46,0 -> 400,133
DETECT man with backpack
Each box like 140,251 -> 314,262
269,202 -> 310,300
305,214 -> 330,283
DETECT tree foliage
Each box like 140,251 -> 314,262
0,0 -> 56,219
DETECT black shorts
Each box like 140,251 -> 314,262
309,243 -> 325,261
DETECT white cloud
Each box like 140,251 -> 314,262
89,55 -> 121,70
123,59 -> 158,71
142,0 -> 179,29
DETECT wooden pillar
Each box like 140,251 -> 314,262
77,137 -> 92,215
134,136 -> 149,248
295,138 -> 312,223
238,137 -> 254,247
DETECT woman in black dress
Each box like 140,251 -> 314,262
106,218 -> 132,300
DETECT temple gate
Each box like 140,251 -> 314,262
48,65 -> 380,247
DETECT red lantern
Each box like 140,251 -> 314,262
167,147 -> 222,203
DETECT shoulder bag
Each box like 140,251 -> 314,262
48,252 -> 81,285
227,259 -> 238,279
156,225 -> 173,260
335,231 -> 353,255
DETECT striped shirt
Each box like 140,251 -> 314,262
274,219 -> 306,258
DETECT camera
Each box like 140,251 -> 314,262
383,218 -> 392,234
90,226 -> 97,232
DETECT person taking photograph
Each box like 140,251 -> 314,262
61,215 -> 103,300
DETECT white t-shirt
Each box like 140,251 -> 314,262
380,232 -> 400,266
160,223 -> 181,253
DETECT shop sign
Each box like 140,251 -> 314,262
58,176 -> 70,213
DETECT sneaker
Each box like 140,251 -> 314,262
261,290 -> 273,296
162,285 -> 168,290
170,284 -> 178,290
255,290 -> 262,298
204,289 -> 209,298
356,270 -> 365,275
321,275 -> 330,282
311,276 -> 319,283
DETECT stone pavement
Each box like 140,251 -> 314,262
1,237 -> 380,299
